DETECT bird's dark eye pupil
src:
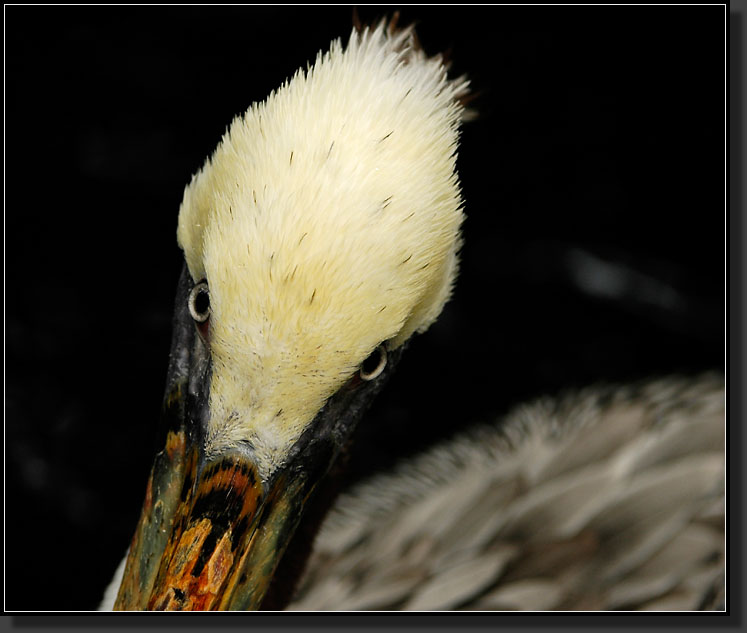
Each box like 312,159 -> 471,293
194,289 -> 209,315
361,351 -> 380,374
188,281 -> 210,323
360,345 -> 387,381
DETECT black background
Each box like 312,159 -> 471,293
6,5 -> 724,611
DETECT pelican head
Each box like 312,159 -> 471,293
113,19 -> 468,610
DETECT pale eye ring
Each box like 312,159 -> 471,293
188,280 -> 210,323
360,345 -> 387,381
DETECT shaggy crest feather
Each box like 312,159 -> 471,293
175,20 -> 469,479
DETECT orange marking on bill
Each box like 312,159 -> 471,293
165,429 -> 186,461
146,457 -> 264,610
206,532 -> 235,594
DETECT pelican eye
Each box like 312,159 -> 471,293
360,345 -> 387,381
188,280 -> 211,323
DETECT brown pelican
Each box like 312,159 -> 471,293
100,17 -> 725,611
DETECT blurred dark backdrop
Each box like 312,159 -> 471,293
6,6 -> 724,611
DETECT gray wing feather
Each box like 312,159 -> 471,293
289,373 -> 725,611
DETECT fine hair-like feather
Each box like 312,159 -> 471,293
174,20 -> 469,479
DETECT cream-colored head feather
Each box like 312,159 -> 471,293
176,20 -> 468,479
